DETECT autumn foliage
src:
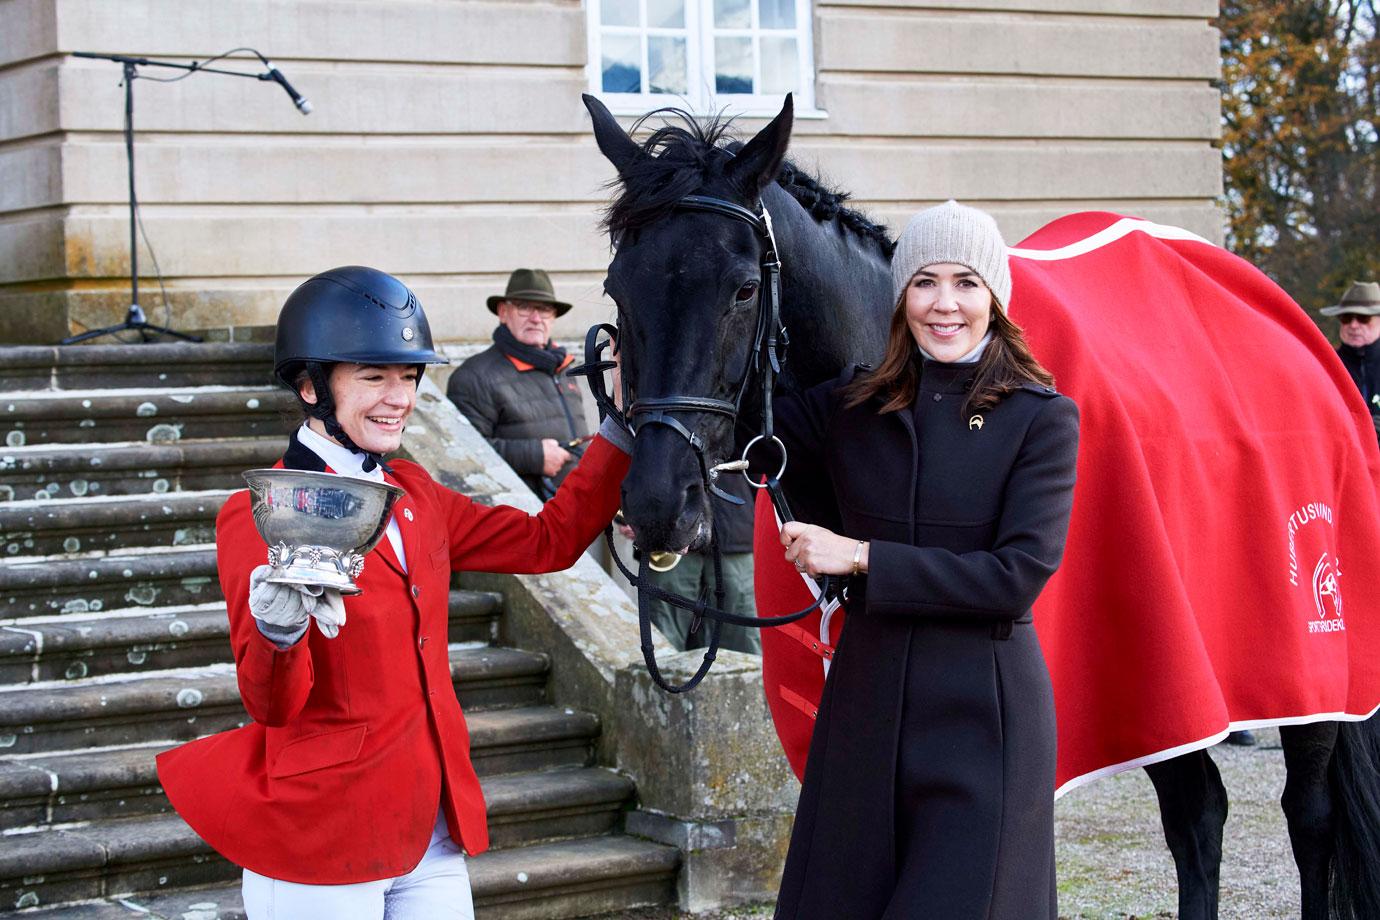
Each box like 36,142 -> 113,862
1218,1 -> 1380,317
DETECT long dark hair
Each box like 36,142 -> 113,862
844,291 -> 1054,415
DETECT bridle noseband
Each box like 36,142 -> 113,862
571,192 -> 842,694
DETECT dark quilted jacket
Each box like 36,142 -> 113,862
446,344 -> 590,496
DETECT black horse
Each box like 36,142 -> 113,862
583,92 -> 1380,920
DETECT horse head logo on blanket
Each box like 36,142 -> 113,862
1312,552 -> 1343,621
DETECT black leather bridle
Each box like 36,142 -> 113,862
572,193 -> 842,693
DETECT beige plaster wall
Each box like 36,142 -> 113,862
0,0 -> 1222,344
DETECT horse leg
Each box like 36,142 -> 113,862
1278,722 -> 1338,920
1144,750 -> 1228,920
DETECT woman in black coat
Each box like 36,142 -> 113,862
770,200 -> 1080,919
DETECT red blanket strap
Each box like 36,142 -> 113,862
779,684 -> 819,720
779,621 -> 834,660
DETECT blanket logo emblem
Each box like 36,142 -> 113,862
1310,553 -> 1344,631
1287,500 -> 1344,634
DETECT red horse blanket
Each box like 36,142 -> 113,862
755,211 -> 1380,795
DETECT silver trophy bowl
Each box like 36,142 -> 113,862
243,468 -> 404,595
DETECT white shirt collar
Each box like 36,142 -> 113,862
296,423 -> 385,483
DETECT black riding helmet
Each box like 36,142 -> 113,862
274,266 -> 449,471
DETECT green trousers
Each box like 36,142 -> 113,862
643,552 -> 761,655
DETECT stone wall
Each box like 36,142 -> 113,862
0,0 -> 1221,343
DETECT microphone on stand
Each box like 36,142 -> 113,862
264,63 -> 312,114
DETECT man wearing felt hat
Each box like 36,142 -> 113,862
1321,280 -> 1380,442
447,269 -> 590,497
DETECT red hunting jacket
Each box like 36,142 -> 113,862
156,435 -> 628,884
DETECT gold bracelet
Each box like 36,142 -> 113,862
851,540 -> 865,577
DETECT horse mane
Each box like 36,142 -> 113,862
603,107 -> 895,258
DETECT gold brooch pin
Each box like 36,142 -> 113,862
968,415 -> 984,430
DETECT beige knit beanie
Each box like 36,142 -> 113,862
890,200 -> 1012,311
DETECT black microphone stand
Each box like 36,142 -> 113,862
61,51 -> 295,345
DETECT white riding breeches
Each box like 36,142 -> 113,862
241,811 -> 474,920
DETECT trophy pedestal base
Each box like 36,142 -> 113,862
266,564 -> 364,596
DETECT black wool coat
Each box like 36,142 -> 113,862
1337,341 -> 1380,442
770,357 -> 1079,920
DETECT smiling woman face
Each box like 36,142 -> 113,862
903,263 -> 994,362
300,363 -> 419,455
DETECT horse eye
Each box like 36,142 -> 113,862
735,281 -> 759,303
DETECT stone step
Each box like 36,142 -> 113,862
0,591 -> 502,684
474,835 -> 680,919
1,387 -> 296,448
0,438 -> 283,503
0,547 -> 221,618
0,723 -> 632,843
0,820 -> 676,919
0,344 -> 274,393
0,647 -> 552,755
465,707 -> 600,777
0,490 -> 231,556
482,767 -> 634,850
0,813 -> 233,913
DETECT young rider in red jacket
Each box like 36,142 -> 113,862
157,266 -> 630,919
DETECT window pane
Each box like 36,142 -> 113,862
759,0 -> 796,29
715,36 -> 753,94
600,0 -> 638,26
760,36 -> 798,93
602,33 -> 643,93
714,0 -> 751,29
647,0 -> 685,28
648,36 -> 689,94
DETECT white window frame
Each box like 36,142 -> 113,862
585,0 -> 821,117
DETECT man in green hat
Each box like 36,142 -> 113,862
447,269 -> 590,497
1321,280 -> 1380,442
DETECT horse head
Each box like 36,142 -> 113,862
584,93 -> 795,553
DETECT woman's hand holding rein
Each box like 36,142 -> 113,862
780,521 -> 869,577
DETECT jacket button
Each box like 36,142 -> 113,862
411,585 -> 420,599
933,393 -> 942,402
419,636 -> 428,649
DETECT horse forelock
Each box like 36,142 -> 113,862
603,108 -> 739,240
601,109 -> 893,258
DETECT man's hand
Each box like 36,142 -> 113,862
780,522 -> 868,577
541,438 -> 574,477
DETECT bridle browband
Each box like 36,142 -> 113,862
572,192 -> 843,694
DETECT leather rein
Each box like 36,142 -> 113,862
571,193 -> 844,694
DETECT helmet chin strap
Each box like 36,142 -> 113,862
302,363 -> 394,474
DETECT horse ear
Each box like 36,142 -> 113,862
726,93 -> 794,195
583,93 -> 641,178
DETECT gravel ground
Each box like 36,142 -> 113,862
1055,727 -> 1297,918
590,728 -> 1300,919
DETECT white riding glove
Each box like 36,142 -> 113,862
247,565 -> 347,642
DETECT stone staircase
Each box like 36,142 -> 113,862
0,344 -> 678,918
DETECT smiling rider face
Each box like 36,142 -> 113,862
903,262 -> 994,362
300,363 -> 419,456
